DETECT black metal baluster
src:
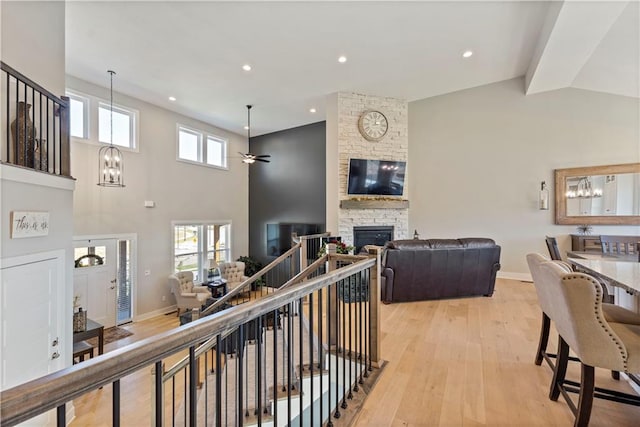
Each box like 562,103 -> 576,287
172,377 -> 176,427
5,73 -> 9,162
298,297 -> 303,423
348,274 -> 353,399
56,404 -> 65,427
245,325 -> 249,419
225,335 -> 229,427
46,97 -> 49,172
287,301 -> 293,423
257,315 -> 263,423
113,380 -> 120,427
183,370 -> 187,427
359,270 -> 364,385
238,325 -> 244,427
155,361 -> 163,427
273,308 -> 278,426
216,335 -> 222,427
204,350 -> 208,426
318,287 -> 324,425
368,268 -> 373,373
31,86 -> 35,169
342,279 -> 347,410
189,346 -> 196,427
309,291 -> 314,424
52,98 -> 56,174
334,279 -> 342,419
327,282 -> 334,426
39,92 -> 43,171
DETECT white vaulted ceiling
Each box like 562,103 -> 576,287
65,1 -> 639,137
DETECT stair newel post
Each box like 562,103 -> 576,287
327,243 -> 339,350
368,247 -> 382,369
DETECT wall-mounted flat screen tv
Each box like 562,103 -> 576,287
347,158 -> 406,196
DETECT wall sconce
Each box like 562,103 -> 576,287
539,181 -> 549,210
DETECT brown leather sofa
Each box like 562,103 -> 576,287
381,238 -> 501,303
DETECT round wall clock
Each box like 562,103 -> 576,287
358,110 -> 389,142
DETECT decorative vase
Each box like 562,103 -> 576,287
10,102 -> 36,168
73,308 -> 87,332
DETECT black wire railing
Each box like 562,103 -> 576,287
1,61 -> 70,176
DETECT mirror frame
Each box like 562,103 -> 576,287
554,163 -> 640,225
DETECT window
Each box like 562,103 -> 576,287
178,127 -> 201,162
207,136 -> 227,168
173,222 -> 231,282
67,92 -> 89,139
177,124 -> 228,169
99,102 -> 137,149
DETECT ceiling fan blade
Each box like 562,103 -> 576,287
254,158 -> 270,163
255,154 -> 271,158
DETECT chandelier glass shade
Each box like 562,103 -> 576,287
566,177 -> 601,199
97,70 -> 125,187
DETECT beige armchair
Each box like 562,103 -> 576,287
219,261 -> 249,294
526,254 -> 640,426
168,271 -> 210,315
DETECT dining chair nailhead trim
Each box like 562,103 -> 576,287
565,274 -> 628,371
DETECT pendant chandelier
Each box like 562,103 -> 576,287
566,176 -> 601,199
97,70 -> 125,187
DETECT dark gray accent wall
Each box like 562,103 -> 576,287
248,121 -> 326,263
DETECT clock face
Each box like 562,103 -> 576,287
358,110 -> 388,141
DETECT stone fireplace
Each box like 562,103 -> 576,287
333,92 -> 409,246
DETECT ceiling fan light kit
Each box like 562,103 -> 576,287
241,104 -> 271,164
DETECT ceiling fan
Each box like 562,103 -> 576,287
239,152 -> 271,164
241,105 -> 271,164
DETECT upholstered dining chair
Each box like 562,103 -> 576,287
168,271 -> 210,315
526,254 -> 640,427
544,236 -> 562,261
600,235 -> 640,255
526,254 -> 640,368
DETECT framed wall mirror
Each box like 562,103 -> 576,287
554,163 -> 640,225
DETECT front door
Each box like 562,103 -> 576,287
73,239 -> 117,328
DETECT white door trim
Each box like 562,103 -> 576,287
72,234 -> 137,322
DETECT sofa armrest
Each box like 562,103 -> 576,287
193,286 -> 210,293
381,267 -> 395,303
181,292 -> 197,298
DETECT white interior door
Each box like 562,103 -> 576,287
1,253 -> 65,426
73,239 -> 117,328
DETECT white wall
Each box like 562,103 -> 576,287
409,77 -> 640,277
67,76 -> 249,318
0,1 -> 65,94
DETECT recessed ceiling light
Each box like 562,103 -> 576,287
244,125 -> 249,130
242,64 -> 252,71
462,50 -> 473,58
168,96 -> 176,101
338,56 -> 347,63
309,108 -> 317,113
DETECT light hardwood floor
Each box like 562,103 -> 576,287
70,279 -> 640,426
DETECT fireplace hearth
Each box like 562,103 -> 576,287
353,226 -> 394,254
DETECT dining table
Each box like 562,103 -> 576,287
567,256 -> 640,296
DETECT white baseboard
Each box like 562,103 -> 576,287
134,305 -> 177,322
497,271 -> 532,282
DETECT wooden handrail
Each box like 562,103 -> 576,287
203,242 -> 302,315
0,257 -> 375,426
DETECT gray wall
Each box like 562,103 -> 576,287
408,77 -> 640,278
249,121 -> 326,263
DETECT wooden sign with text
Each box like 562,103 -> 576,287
10,211 -> 50,238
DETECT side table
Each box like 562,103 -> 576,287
206,279 -> 228,298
